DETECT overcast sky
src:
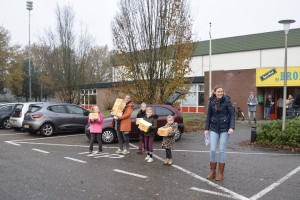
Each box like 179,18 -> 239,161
1,0 -> 299,49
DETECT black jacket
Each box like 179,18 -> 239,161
205,95 -> 235,133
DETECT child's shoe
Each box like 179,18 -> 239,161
167,159 -> 173,166
147,158 -> 153,163
163,159 -> 169,165
115,149 -> 123,154
88,151 -> 92,154
96,151 -> 102,155
122,149 -> 130,154
145,155 -> 150,160
137,149 -> 142,154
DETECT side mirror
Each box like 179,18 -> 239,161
84,110 -> 90,116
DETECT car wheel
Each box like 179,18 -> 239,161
1,118 -> 11,129
175,128 -> 182,141
102,129 -> 117,144
40,123 -> 54,137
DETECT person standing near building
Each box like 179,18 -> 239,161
136,102 -> 146,154
277,96 -> 283,119
204,85 -> 235,181
247,92 -> 258,127
113,95 -> 134,155
287,95 -> 294,109
265,95 -> 273,120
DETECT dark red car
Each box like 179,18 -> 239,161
85,92 -> 185,143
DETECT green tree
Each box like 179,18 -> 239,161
112,0 -> 195,104
0,26 -> 23,98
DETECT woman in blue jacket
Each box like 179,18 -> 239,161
204,85 -> 235,181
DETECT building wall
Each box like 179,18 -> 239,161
188,46 -> 300,76
204,69 -> 265,120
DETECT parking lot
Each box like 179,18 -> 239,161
1,122 -> 299,200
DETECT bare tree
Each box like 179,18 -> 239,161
40,5 -> 95,104
112,0 -> 195,104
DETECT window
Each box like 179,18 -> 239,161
131,108 -> 140,118
198,84 -> 205,106
0,105 -> 12,111
155,106 -> 174,116
181,84 -> 205,106
66,105 -> 84,115
28,106 -> 42,113
80,89 -> 97,105
49,105 -> 66,113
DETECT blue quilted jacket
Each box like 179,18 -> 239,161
205,95 -> 235,133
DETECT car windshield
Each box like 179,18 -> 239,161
27,105 -> 43,113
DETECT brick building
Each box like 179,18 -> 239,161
80,28 -> 300,120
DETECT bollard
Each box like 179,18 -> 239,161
251,125 -> 256,143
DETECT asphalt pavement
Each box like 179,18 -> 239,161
0,120 -> 299,200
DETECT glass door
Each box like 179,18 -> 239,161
266,88 -> 277,120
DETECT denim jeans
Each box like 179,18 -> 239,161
210,131 -> 230,163
266,107 -> 271,120
117,131 -> 129,150
248,111 -> 256,124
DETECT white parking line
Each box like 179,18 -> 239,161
32,148 -> 50,154
190,187 -> 236,199
64,157 -> 87,163
129,143 -> 249,200
249,165 -> 300,200
154,149 -> 300,156
113,169 -> 148,179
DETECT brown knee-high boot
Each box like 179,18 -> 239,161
206,162 -> 217,179
215,162 -> 225,181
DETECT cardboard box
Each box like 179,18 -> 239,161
157,127 -> 172,136
89,113 -> 99,120
136,118 -> 143,125
138,119 -> 152,132
111,98 -> 126,117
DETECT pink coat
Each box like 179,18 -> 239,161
88,112 -> 104,133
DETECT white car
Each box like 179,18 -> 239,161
10,102 -> 43,130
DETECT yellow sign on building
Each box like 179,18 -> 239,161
256,67 -> 300,87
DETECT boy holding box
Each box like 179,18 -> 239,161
161,115 -> 178,166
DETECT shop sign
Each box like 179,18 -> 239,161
256,67 -> 300,87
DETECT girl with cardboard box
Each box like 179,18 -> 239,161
161,115 -> 178,166
143,107 -> 157,163
88,105 -> 104,154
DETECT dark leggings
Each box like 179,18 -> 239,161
90,133 -> 102,152
166,149 -> 172,159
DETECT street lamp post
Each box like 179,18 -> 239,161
26,1 -> 33,102
278,19 -> 295,131
209,22 -> 212,96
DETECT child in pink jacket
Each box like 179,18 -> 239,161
88,105 -> 104,154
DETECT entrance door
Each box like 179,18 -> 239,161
266,88 -> 277,120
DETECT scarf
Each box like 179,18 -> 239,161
213,97 -> 222,113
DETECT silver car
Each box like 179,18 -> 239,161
10,102 -> 43,130
22,103 -> 90,136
